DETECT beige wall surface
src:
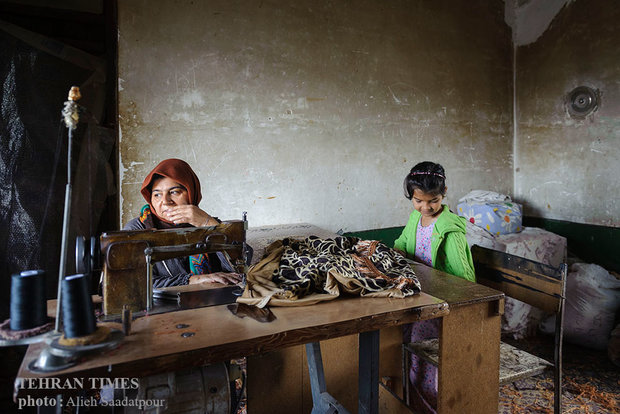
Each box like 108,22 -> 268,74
515,0 -> 620,226
118,0 -> 512,232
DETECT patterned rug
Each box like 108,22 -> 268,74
499,335 -> 620,413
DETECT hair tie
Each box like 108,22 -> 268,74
410,171 -> 445,179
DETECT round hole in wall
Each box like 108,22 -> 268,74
566,86 -> 599,118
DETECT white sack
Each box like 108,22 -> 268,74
540,263 -> 620,350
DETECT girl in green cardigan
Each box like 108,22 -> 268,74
393,162 -> 475,282
394,161 -> 475,414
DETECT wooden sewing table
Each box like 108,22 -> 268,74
15,262 -> 503,413
246,262 -> 504,414
15,289 -> 449,411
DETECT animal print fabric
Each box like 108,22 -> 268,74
274,236 -> 421,299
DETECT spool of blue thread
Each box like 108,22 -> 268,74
10,270 -> 47,331
61,274 -> 97,338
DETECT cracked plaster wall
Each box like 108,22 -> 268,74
117,0 -> 513,232
514,0 -> 620,226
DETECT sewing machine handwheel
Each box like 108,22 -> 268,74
90,236 -> 100,272
76,236 -> 101,275
75,236 -> 90,275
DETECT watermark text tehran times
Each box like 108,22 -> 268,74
16,377 -> 165,410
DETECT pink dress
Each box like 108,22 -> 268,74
408,219 -> 439,414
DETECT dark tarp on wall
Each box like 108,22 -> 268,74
0,21 -> 114,320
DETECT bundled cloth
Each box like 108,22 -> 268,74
238,236 -> 421,308
457,190 -> 523,236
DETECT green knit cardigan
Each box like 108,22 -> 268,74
394,205 -> 476,282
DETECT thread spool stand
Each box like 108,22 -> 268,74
27,87 -> 83,372
28,328 -> 125,373
30,273 -> 124,373
28,88 -> 124,372
28,327 -> 124,373
0,332 -> 53,347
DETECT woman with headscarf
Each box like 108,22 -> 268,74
123,159 -> 244,287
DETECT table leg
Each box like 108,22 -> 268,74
306,342 -> 351,414
359,330 -> 380,414
306,342 -> 329,414
437,300 -> 501,413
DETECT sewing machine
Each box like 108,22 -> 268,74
97,215 -> 248,317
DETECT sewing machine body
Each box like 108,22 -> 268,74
100,220 -> 247,316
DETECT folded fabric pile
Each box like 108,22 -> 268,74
238,236 -> 421,308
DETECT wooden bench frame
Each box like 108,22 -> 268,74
403,245 -> 567,414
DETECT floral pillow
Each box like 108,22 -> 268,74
458,201 -> 522,236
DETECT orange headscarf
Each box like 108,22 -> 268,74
140,159 -> 202,222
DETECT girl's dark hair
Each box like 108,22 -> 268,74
403,161 -> 447,199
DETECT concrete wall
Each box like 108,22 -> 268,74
118,0 -> 513,232
515,0 -> 620,226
